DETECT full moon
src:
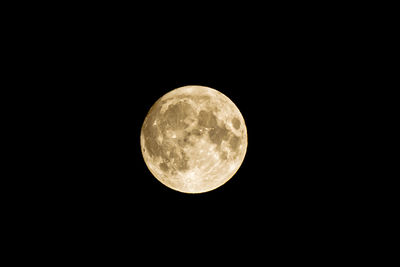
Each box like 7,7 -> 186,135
140,85 -> 247,193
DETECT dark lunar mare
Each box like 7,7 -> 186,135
143,99 -> 194,173
196,109 -> 241,159
142,97 -> 243,175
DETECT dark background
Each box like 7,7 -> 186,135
49,35 -> 342,247
15,3 -> 363,261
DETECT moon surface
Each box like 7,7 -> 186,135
140,85 -> 247,193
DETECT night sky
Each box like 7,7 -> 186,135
22,6 -> 356,260
55,47 -> 342,239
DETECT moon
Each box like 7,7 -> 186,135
140,85 -> 247,193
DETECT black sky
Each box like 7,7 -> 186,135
50,35 -> 343,235
20,6 -> 359,259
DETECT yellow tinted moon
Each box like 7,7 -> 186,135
140,85 -> 247,193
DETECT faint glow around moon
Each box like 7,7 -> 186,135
140,85 -> 247,193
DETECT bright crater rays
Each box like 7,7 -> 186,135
140,85 -> 248,193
